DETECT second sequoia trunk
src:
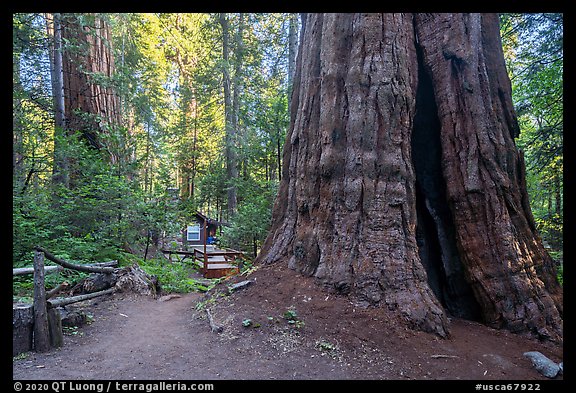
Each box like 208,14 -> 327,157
256,13 -> 562,341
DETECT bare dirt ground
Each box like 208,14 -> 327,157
13,263 -> 563,381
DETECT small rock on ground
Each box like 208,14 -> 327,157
523,351 -> 560,378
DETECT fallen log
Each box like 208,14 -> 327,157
48,264 -> 158,307
57,264 -> 158,298
114,264 -> 159,297
46,282 -> 69,300
33,246 -> 116,274
158,294 -> 182,302
227,280 -> 253,294
47,288 -> 115,308
31,248 -> 158,299
524,351 -> 561,379
69,272 -> 115,296
13,265 -> 62,276
13,261 -> 118,276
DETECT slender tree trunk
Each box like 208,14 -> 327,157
256,13 -> 562,342
276,133 -> 282,182
554,176 -> 561,216
220,13 -> 238,218
144,122 -> 151,197
13,50 -> 24,189
169,17 -> 199,201
234,14 -> 247,186
282,13 -> 302,183
45,13 -> 69,188
50,14 -> 66,134
287,13 -> 298,92
190,99 -> 198,200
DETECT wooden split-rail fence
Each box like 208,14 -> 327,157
13,247 -> 118,356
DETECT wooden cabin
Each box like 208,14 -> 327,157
182,211 -> 223,248
167,211 -> 242,279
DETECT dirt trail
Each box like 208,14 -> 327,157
14,293 -> 204,379
13,292 -> 354,380
13,265 -> 563,381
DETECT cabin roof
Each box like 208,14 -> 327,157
192,211 -> 230,227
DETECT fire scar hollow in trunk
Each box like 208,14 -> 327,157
256,13 -> 562,341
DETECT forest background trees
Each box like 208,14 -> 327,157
12,13 -> 562,287
13,13 -> 296,265
500,14 -> 563,255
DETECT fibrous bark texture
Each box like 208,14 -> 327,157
414,13 -> 562,340
61,14 -> 121,150
257,13 -> 562,341
258,13 -> 448,337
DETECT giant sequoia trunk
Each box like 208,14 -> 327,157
61,14 -> 121,153
256,13 -> 562,341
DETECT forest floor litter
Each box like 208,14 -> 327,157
13,263 -> 563,380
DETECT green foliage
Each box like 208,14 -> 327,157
277,307 -> 305,329
557,264 -> 563,287
283,309 -> 298,321
13,13 -> 294,280
14,132 -> 135,264
139,256 -> 211,293
219,180 -> 277,255
13,352 -> 29,361
12,133 -> 183,279
242,318 -> 261,328
12,275 -> 34,303
63,326 -> 83,337
500,14 -> 563,251
315,340 -> 336,352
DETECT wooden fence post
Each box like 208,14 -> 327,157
33,250 -> 51,352
47,308 -> 64,348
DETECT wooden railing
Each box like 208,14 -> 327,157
13,247 -> 118,355
192,248 -> 242,263
161,247 -> 243,277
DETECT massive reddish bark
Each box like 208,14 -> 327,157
256,13 -> 562,341
61,14 -> 121,152
414,13 -> 562,340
